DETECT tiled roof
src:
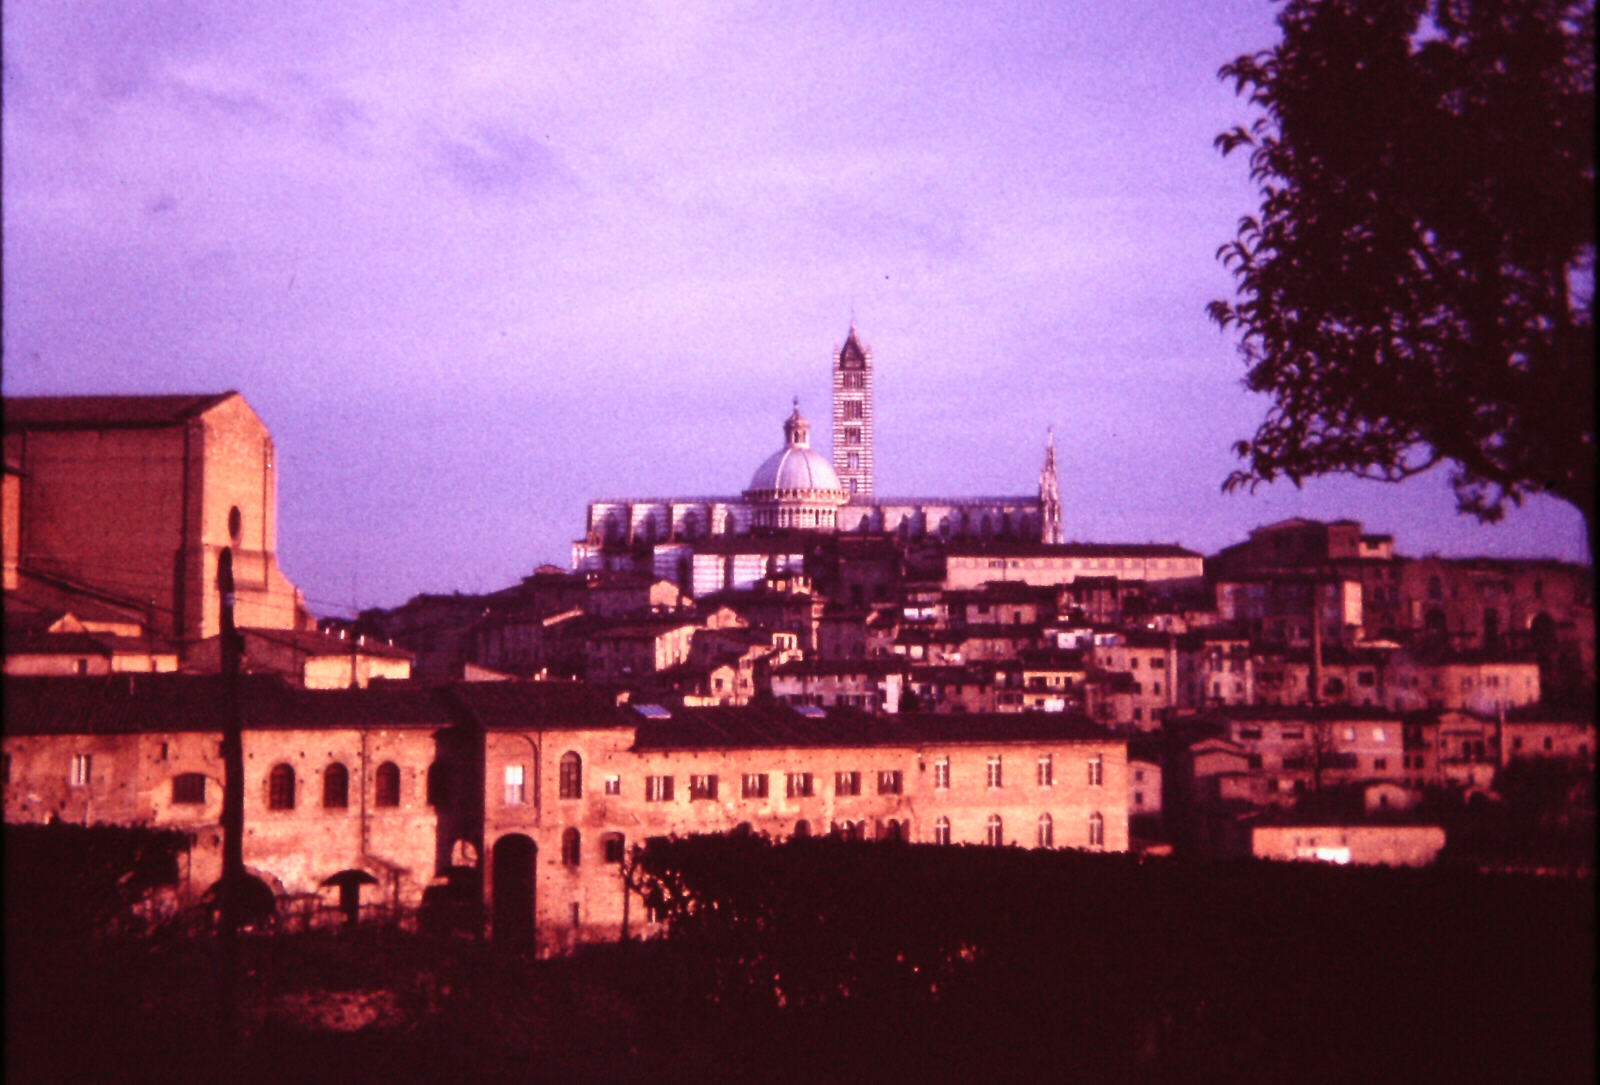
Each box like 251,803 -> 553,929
3,393 -> 235,431
631,705 -> 1118,751
1,674 -> 454,735
945,541 -> 1201,559
240,626 -> 415,660
447,680 -> 635,729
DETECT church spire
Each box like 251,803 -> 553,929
1038,427 -> 1061,544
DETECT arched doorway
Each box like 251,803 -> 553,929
492,834 -> 537,944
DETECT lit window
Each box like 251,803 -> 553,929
268,763 -> 295,811
504,764 -> 526,805
933,758 -> 950,789
690,774 -> 718,800
876,770 -> 902,795
646,775 -> 675,802
1037,813 -> 1053,848
604,774 -> 621,796
375,761 -> 401,807
561,827 -> 581,866
835,771 -> 861,796
1037,754 -> 1053,787
602,833 -> 626,864
986,814 -> 1004,846
559,751 -> 583,799
742,773 -> 769,798
785,772 -> 814,798
1088,812 -> 1105,847
986,756 -> 1003,788
1087,755 -> 1103,787
934,816 -> 951,846
69,753 -> 92,788
324,763 -> 349,808
171,773 -> 206,805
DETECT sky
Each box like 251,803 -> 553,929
4,0 -> 1589,617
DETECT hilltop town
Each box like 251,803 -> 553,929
3,336 -> 1593,946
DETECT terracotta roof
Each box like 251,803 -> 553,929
945,541 -> 1200,559
240,626 -> 415,661
4,393 -> 236,431
631,705 -> 1118,751
1,674 -> 454,734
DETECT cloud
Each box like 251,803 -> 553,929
429,123 -> 568,197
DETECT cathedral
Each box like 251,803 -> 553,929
573,325 -> 1061,575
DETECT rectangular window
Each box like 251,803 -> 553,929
604,774 -> 622,796
646,775 -> 675,802
987,756 -> 1003,788
171,773 -> 206,804
785,772 -> 814,798
846,452 -> 861,470
603,833 -> 626,864
742,773 -> 769,799
933,758 -> 950,789
835,771 -> 861,796
504,765 -> 526,805
843,400 -> 863,420
1374,758 -> 1388,771
689,774 -> 718,800
1087,755 -> 1103,787
70,754 -> 92,788
877,770 -> 903,795
844,426 -> 861,444
1037,754 -> 1053,787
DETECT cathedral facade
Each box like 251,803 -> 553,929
574,325 -> 1059,574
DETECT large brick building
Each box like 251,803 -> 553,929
3,393 -> 311,644
2,675 -> 1129,951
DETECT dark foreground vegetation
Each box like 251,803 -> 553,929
6,826 -> 1594,1083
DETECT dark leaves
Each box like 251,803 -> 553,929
1211,0 -> 1595,531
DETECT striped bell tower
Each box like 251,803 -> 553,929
831,323 -> 874,499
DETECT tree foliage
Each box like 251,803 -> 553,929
1211,0 -> 1595,541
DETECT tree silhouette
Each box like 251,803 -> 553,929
1210,0 -> 1595,551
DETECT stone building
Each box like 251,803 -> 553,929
3,393 -> 311,644
3,675 -> 1130,952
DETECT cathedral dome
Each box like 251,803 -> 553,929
749,442 -> 842,493
743,401 -> 846,531
746,401 -> 843,494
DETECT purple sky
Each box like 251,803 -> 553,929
4,1 -> 1589,616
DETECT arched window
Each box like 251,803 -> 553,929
426,761 -> 449,807
1088,812 -> 1105,847
934,816 -> 952,846
1428,576 -> 1444,602
323,763 -> 348,808
986,814 -> 1003,846
268,763 -> 295,811
1037,813 -> 1053,849
793,820 -> 810,838
881,819 -> 903,842
559,751 -> 582,800
172,772 -> 206,805
375,761 -> 401,807
561,827 -> 581,866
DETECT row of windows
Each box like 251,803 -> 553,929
928,812 -> 1105,848
264,761 -> 449,812
934,754 -> 1101,789
560,828 -> 627,867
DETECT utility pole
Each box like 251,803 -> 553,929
217,548 -> 245,1065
